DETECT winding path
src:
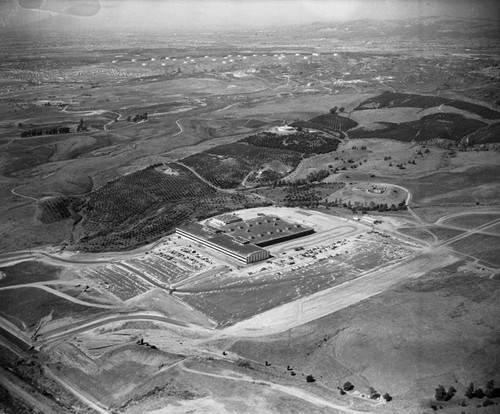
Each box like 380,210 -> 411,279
180,363 -> 366,414
10,186 -> 38,202
173,161 -> 236,193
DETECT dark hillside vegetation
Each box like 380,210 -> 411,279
349,113 -> 485,142
242,131 -> 340,154
464,123 -> 500,145
355,92 -> 500,119
182,127 -> 345,189
71,163 -> 269,252
291,113 -> 358,134
182,142 -> 302,189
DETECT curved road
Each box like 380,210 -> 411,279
10,186 -> 38,202
39,313 -> 191,345
173,161 -> 236,193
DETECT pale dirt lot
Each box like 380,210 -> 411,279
221,249 -> 456,338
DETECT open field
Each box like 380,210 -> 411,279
0,260 -> 63,288
396,227 -> 436,243
0,287 -> 107,331
227,260 -> 500,413
449,233 -> 500,267
441,213 -> 500,230
426,226 -> 466,242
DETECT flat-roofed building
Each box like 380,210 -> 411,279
223,215 -> 314,247
209,214 -> 243,227
176,223 -> 269,264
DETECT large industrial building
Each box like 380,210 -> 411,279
176,214 -> 314,264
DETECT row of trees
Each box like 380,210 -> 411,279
328,199 -> 407,213
20,126 -> 71,137
432,380 -> 499,410
465,380 -> 500,399
338,381 -> 392,402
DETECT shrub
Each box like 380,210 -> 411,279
465,382 -> 475,399
483,399 -> 495,407
445,386 -> 456,401
485,380 -> 500,398
306,375 -> 316,383
475,388 -> 485,399
435,385 -> 447,401
382,392 -> 392,402
236,359 -> 253,369
343,381 -> 354,391
369,387 -> 380,400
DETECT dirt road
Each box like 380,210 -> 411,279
180,363 -> 369,414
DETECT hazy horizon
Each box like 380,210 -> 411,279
1,0 -> 499,33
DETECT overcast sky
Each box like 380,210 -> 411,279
2,0 -> 499,32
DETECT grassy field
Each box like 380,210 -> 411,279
426,226 -> 465,242
0,261 -> 63,288
0,287 -> 106,330
449,233 -> 500,267
442,213 -> 499,230
390,165 -> 500,205
227,261 -> 500,412
397,227 -> 436,243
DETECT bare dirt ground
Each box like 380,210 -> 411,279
221,249 -> 457,337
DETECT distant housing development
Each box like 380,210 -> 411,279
176,214 -> 314,263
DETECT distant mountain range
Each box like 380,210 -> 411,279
18,0 -> 101,17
